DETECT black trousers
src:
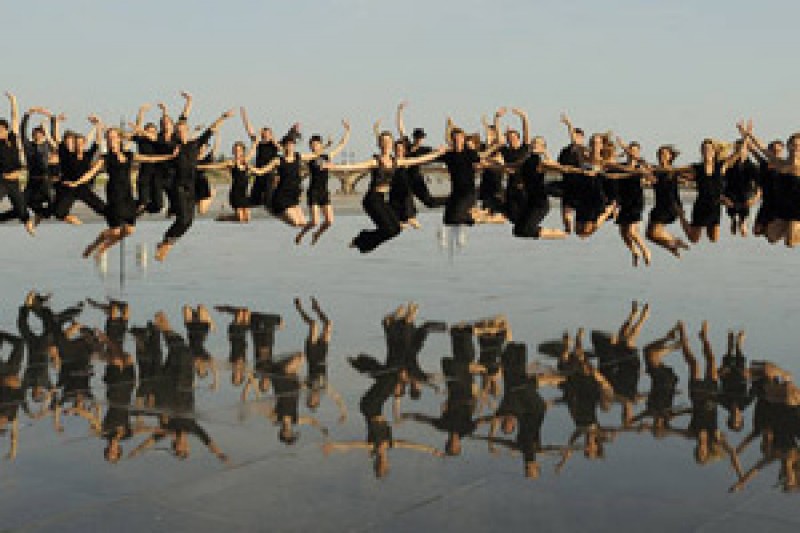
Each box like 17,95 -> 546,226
137,167 -> 168,214
164,184 -> 195,242
51,183 -> 106,219
0,177 -> 30,223
353,190 -> 402,253
410,173 -> 446,208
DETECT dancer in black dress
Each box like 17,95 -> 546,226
573,132 -> 617,238
605,139 -> 653,265
677,138 -> 739,243
737,120 -> 800,247
324,131 -> 445,253
722,139 -> 760,237
240,107 -> 281,210
0,92 -> 35,235
751,140 -> 784,240
251,133 -> 317,229
155,108 -> 235,262
295,120 -> 350,245
199,140 -> 257,223
68,125 -> 176,258
645,145 -> 690,257
558,114 -> 586,234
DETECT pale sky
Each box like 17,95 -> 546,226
3,0 -> 796,160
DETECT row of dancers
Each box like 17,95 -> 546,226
1,92 -> 799,264
1,293 -> 798,490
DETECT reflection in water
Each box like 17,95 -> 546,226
2,293 -> 800,492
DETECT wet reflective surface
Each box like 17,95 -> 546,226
2,212 -> 800,531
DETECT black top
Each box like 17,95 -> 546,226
0,132 -> 23,173
692,162 -> 725,204
440,149 -> 480,194
308,153 -> 330,192
407,145 -> 433,180
174,129 -> 212,188
104,151 -> 135,199
369,155 -> 395,191
652,170 -> 681,210
519,153 -> 548,208
500,145 -> 530,166
255,140 -> 279,169
58,143 -> 99,182
276,155 -> 302,192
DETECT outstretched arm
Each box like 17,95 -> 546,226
327,120 -> 351,160
396,101 -> 408,138
251,156 -> 281,175
398,145 -> 447,168
67,159 -> 104,187
324,158 -> 377,173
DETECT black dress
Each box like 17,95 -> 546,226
574,165 -> 607,223
690,162 -> 725,228
104,151 -> 137,228
649,171 -> 682,225
229,163 -> 250,209
614,168 -> 644,225
512,153 -> 551,239
307,154 -> 331,207
440,149 -> 480,226
271,155 -> 303,215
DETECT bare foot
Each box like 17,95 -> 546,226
408,218 -> 421,229
642,248 -> 652,266
25,220 -> 36,236
64,214 -> 82,226
155,242 -> 172,262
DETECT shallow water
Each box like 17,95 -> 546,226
1,211 -> 799,532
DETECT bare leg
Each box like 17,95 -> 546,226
619,225 -> 640,266
296,205 -> 319,244
785,221 -> 800,248
311,205 -> 334,245
677,321 -> 701,381
538,227 -> 567,240
699,321 -> 717,381
561,205 -> 574,234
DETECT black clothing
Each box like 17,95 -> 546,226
690,162 -> 725,228
250,141 -> 279,208
440,149 -> 480,226
649,171 -> 682,225
103,151 -> 137,228
271,155 -> 303,214
307,154 -> 331,207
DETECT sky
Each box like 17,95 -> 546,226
3,0 -> 796,160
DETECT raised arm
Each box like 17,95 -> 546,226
327,120 -> 351,160
736,120 -> 776,165
372,119 -> 381,145
52,113 -> 65,143
396,101 -> 408,138
134,148 -> 178,164
178,91 -> 193,121
134,103 -> 152,131
240,106 -> 256,141
6,92 -> 19,135
493,107 -> 506,144
512,107 -> 530,145
444,117 -> 454,143
560,112 -> 579,144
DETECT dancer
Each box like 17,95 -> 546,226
677,138 -> 739,243
68,123 -> 177,258
645,145 -> 690,257
557,114 -> 586,233
396,101 -> 447,210
295,120 -> 350,244
195,133 -> 219,215
51,115 -> 106,225
249,132 -> 317,229
751,140 -> 784,240
0,92 -> 35,235
737,120 -> 800,247
240,107 -> 280,210
722,139 -> 759,236
19,107 -> 57,226
323,131 -> 446,253
155,108 -> 235,262
198,139 -> 257,223
605,139 -> 653,265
